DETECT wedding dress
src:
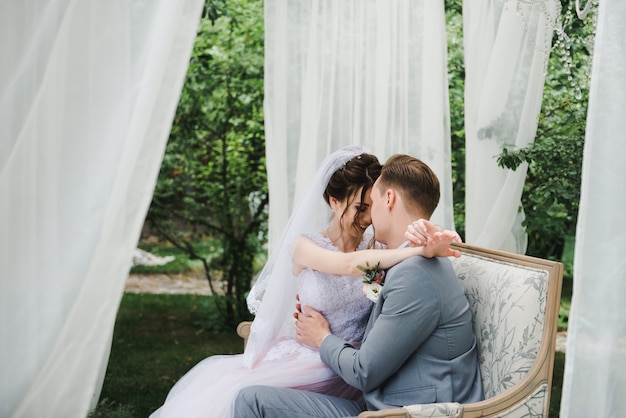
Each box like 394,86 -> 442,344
149,232 -> 374,418
150,145 -> 372,417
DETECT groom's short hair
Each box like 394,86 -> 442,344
378,154 -> 440,218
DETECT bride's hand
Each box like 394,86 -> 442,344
405,219 -> 462,258
405,219 -> 432,246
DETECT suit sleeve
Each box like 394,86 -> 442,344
320,259 -> 441,391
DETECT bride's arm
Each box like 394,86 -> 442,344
292,237 -> 422,276
292,222 -> 460,276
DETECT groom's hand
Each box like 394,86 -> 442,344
295,305 -> 331,350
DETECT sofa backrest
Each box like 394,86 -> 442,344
451,252 -> 549,399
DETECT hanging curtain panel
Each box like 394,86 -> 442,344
463,0 -> 557,253
0,1 -> 203,416
264,0 -> 453,247
561,0 -> 626,415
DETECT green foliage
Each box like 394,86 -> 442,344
147,0 -> 266,328
445,0 -> 466,237
497,1 -> 595,260
559,299 -> 571,330
558,237 -> 574,328
202,0 -> 230,24
95,294 -> 243,417
357,262 -> 383,284
498,136 -> 584,259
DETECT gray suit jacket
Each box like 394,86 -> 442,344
320,256 -> 484,410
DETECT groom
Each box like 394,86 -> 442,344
235,154 -> 484,417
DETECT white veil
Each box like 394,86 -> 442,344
244,145 -> 369,367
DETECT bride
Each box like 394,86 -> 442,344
149,145 -> 460,417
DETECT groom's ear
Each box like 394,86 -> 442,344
386,189 -> 397,210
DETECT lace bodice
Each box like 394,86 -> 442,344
296,232 -> 374,344
250,231 -> 375,364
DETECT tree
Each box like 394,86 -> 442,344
147,0 -> 266,328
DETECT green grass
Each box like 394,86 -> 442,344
93,293 -> 243,418
94,292 -> 567,418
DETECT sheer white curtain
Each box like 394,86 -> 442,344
463,0 -> 557,252
560,0 -> 626,415
0,1 -> 203,417
264,0 -> 453,246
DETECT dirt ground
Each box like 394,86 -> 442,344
125,273 -> 213,295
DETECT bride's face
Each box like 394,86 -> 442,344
336,187 -> 373,239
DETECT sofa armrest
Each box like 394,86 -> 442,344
404,403 -> 463,417
358,408 -> 410,418
236,321 -> 252,348
358,403 -> 462,418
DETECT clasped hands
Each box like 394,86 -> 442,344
293,295 -> 330,350
406,219 -> 462,258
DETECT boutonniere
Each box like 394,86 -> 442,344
358,262 -> 386,302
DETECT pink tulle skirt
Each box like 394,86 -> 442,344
149,339 -> 361,418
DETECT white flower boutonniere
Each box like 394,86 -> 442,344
358,262 -> 386,302
364,282 -> 383,303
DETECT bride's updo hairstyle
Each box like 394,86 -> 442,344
323,153 -> 382,239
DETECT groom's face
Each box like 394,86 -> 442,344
369,179 -> 390,245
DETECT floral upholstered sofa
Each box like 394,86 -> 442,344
237,243 -> 563,418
